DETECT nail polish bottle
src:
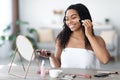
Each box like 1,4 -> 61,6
40,60 -> 46,78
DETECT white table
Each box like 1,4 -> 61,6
0,65 -> 120,80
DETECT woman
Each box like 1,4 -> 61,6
37,3 -> 110,69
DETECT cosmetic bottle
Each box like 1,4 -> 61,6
40,60 -> 46,78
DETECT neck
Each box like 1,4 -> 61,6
72,30 -> 84,39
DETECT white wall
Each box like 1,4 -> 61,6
19,0 -> 120,44
19,0 -> 120,29
0,0 -> 12,58
19,0 -> 120,55
0,0 -> 12,35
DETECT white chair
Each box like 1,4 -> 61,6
8,35 -> 40,79
100,30 -> 119,62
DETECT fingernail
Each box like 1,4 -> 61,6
82,20 -> 84,22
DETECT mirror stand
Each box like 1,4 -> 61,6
8,48 -> 40,79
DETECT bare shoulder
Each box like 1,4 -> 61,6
95,35 -> 106,47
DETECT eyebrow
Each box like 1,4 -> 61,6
66,14 -> 78,18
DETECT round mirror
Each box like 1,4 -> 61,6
16,35 -> 35,61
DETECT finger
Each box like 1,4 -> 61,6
87,19 -> 93,27
36,49 -> 42,55
84,20 -> 91,27
42,49 -> 50,57
82,19 -> 92,28
82,20 -> 87,27
37,49 -> 51,58
39,49 -> 45,56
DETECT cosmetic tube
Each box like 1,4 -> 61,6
40,60 -> 46,78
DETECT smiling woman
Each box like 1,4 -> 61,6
37,3 -> 110,69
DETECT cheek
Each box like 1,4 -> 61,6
76,22 -> 81,28
65,22 -> 70,27
65,21 -> 68,25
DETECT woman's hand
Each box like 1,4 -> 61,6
82,19 -> 93,37
36,49 -> 53,58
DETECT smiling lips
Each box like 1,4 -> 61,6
69,24 -> 75,29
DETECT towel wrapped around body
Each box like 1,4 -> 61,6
61,48 -> 100,69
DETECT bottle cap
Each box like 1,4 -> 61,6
41,60 -> 45,66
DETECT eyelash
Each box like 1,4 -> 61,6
65,17 -> 77,21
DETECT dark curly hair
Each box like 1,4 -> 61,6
56,3 -> 95,49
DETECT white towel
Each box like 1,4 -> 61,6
61,48 -> 100,69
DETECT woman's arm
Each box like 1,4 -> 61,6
49,41 -> 62,68
87,35 -> 110,64
36,40 -> 62,68
82,19 -> 110,64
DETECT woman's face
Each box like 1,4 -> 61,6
65,9 -> 81,31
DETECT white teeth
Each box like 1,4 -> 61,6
69,25 -> 74,28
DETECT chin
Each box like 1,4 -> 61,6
70,28 -> 78,31
70,28 -> 75,31
70,26 -> 80,31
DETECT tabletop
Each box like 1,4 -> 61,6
0,65 -> 120,80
